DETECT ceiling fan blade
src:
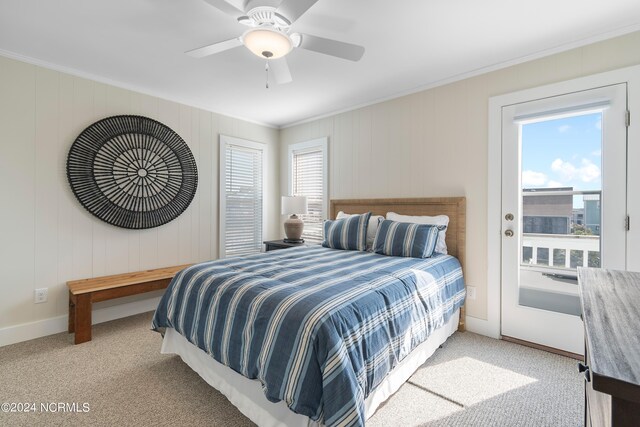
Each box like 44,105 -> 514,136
298,33 -> 365,62
270,58 -> 293,85
186,37 -> 243,58
202,0 -> 244,18
275,0 -> 320,24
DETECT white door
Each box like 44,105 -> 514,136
501,83 -> 628,355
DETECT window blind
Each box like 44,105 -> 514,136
513,101 -> 610,124
224,144 -> 263,257
292,148 -> 324,242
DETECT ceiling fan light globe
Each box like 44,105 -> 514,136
243,28 -> 292,59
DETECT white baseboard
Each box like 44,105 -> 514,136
0,297 -> 162,347
465,315 -> 500,339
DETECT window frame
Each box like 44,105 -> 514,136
219,135 -> 266,258
287,137 -> 329,243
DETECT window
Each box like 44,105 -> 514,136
220,136 -> 265,258
288,138 -> 328,243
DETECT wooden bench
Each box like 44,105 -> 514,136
67,264 -> 192,344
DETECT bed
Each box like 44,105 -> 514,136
152,197 -> 466,427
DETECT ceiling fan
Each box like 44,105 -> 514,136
187,0 -> 365,86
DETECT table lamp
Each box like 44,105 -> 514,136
281,196 -> 308,243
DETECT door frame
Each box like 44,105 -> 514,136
486,64 -> 640,339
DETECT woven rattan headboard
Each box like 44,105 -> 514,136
330,197 -> 466,266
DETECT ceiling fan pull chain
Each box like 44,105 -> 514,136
265,60 -> 270,89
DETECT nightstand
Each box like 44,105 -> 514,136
263,239 -> 307,252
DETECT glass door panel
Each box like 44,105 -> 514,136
519,112 -> 602,317
501,83 -> 627,354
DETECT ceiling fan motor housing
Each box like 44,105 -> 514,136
238,6 -> 290,28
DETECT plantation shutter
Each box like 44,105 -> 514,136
224,144 -> 263,257
292,148 -> 324,242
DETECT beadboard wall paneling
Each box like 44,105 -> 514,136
1,58 -> 36,328
280,30 -> 640,321
0,55 -> 280,336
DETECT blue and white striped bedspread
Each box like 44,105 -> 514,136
152,245 -> 465,426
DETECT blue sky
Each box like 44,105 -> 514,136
521,112 -> 602,192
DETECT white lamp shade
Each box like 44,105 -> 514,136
243,28 -> 292,59
282,196 -> 308,215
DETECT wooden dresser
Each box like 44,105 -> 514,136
578,268 -> 640,427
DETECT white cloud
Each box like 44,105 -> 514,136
522,170 -> 547,187
551,158 -> 600,183
547,180 -> 564,188
551,158 -> 575,178
578,158 -> 600,182
558,124 -> 571,133
591,149 -> 601,157
595,118 -> 602,130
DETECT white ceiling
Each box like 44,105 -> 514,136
1,0 -> 639,127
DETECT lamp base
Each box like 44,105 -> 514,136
284,214 -> 304,241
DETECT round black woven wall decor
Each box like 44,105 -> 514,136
66,115 -> 198,229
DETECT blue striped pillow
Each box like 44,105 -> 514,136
322,212 -> 372,251
372,220 -> 440,258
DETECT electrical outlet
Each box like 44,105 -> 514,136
34,288 -> 48,304
467,286 -> 477,300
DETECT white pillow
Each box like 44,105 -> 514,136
337,211 -> 384,251
386,212 -> 449,254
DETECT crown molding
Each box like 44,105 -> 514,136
282,23 -> 640,129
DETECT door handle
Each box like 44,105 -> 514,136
504,230 -> 514,237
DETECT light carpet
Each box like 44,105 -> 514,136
0,312 -> 582,426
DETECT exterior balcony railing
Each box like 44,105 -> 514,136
521,188 -> 601,269
522,233 -> 600,269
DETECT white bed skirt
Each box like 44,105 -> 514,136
161,309 -> 460,427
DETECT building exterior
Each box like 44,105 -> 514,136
583,194 -> 601,235
523,187 -> 573,234
572,208 -> 584,226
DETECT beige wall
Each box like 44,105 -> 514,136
0,55 -> 280,334
2,30 -> 640,340
280,31 -> 640,320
